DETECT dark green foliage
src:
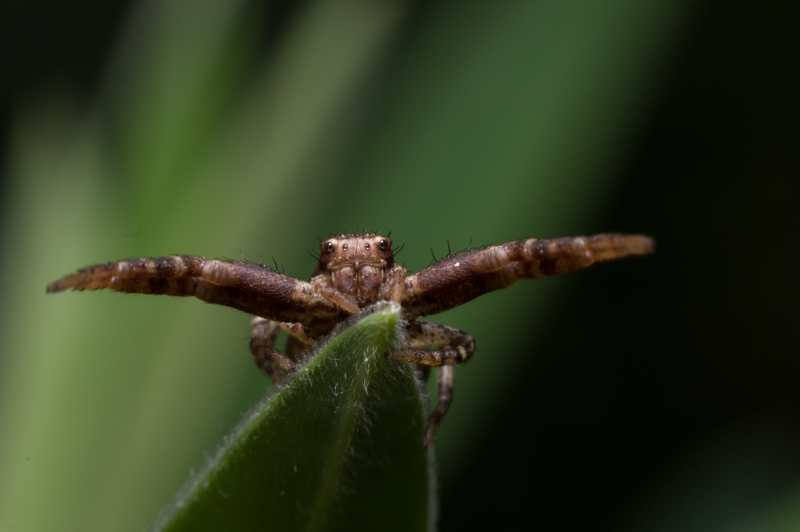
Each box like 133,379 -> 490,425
153,304 -> 432,532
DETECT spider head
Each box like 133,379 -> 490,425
315,233 -> 394,306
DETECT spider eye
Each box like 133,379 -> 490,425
379,240 -> 388,250
324,242 -> 333,253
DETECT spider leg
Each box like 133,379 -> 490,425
403,233 -> 653,317
250,316 -> 324,386
387,320 -> 465,446
423,365 -> 454,448
46,255 -> 343,329
387,320 -> 475,366
251,317 -> 320,385
249,316 -> 294,386
414,363 -> 432,383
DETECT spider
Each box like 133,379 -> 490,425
47,231 -> 653,447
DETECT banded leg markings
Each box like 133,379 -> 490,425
423,365 -> 454,448
387,320 -> 475,367
503,233 -> 654,269
250,316 -> 294,386
403,234 -> 653,319
46,255 -> 206,293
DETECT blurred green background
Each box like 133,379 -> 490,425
1,0 -> 798,530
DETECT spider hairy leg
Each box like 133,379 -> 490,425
501,233 -> 654,273
249,316 -> 292,386
403,233 -> 653,317
387,321 -> 475,366
46,255 -> 342,327
48,256 -> 187,293
388,321 -> 469,446
423,365 -> 454,448
251,317 -> 320,386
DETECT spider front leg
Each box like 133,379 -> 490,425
403,233 -> 654,318
47,255 -> 343,330
387,320 -> 475,447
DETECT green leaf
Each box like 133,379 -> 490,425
151,303 -> 434,532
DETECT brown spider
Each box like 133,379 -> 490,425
47,232 -> 653,447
